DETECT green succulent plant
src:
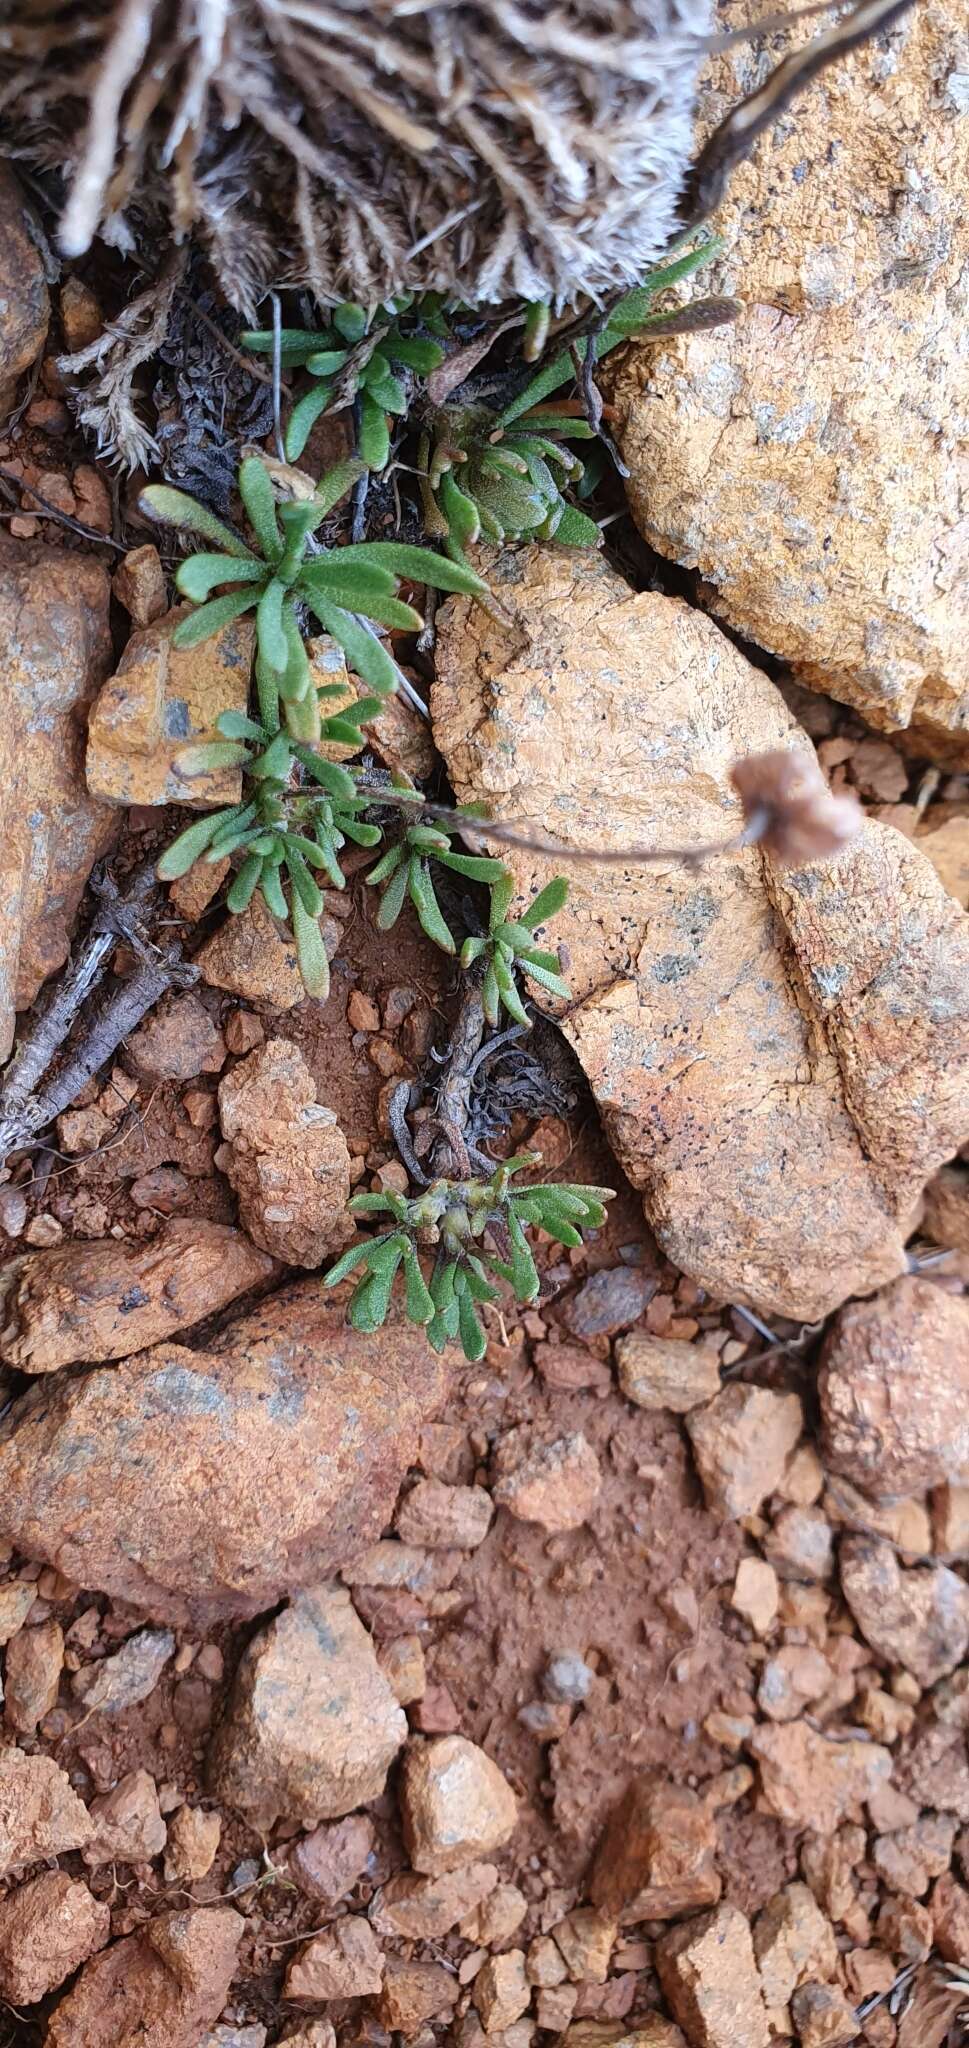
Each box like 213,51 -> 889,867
141,454 -> 486,715
157,713 -> 382,995
461,874 -> 572,1026
422,236 -> 722,569
365,816 -> 509,954
242,296 -> 448,466
323,1155 -> 614,1360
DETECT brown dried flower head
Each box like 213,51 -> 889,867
731,749 -> 864,868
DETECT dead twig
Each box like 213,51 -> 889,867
0,467 -> 129,552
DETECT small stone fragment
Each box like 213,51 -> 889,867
820,1278 -> 969,1498
544,1651 -> 595,1703
0,1219 -> 275,1372
801,1827 -> 866,1925
750,1722 -> 892,1834
401,1735 -> 518,1875
537,1985 -> 578,2032
111,544 -> 167,626
4,1616 -> 63,1732
217,1038 -> 351,1266
396,1479 -> 494,1550
72,1627 -> 175,1714
790,1982 -> 860,2047
930,1871 -> 969,1963
86,607 -> 253,809
196,895 -> 309,1008
872,1814 -> 956,1899
0,1581 -> 39,1644
616,1332 -> 721,1413
126,993 -> 225,1082
757,1645 -> 831,1724
839,1535 -> 969,1685
0,165 -> 49,409
371,1862 -> 498,1939
198,2030 -> 267,2048
164,1804 -> 221,1883
0,1748 -> 92,1874
475,1949 -> 530,2033
753,1884 -> 839,2007
730,1558 -> 779,1637
378,1633 -> 426,1706
82,1769 -> 167,1866
657,1903 -> 770,2048
289,1813 -> 375,1902
533,1342 -> 612,1394
461,1881 -> 528,1947
377,1956 -> 460,2036
492,1430 -> 601,1532
763,1507 -> 834,1583
686,1387 -> 803,1519
589,1779 -> 720,1924
552,1909 -> 617,1983
283,1916 -> 384,2001
207,1584 -> 405,1829
44,1906 -> 243,2048
0,1871 -> 109,2004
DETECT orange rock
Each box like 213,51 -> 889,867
396,1479 -> 494,1551
685,1385 -> 802,1519
588,1779 -> 720,1925
840,1535 -> 969,1687
657,1903 -> 770,2048
86,606 -> 253,808
111,545 -> 168,626
921,1164 -> 969,1254
217,1037 -> 351,1266
196,894 -> 308,1008
435,550 -> 969,1321
0,536 -> 114,1059
164,1805 -> 221,1883
0,1218 -> 276,1372
288,1814 -> 376,1903
0,1749 -> 92,1876
0,1872 -> 109,2004
0,166 -> 49,408
616,1332 -> 721,1414
371,1863 -> 498,1940
0,1279 -> 453,1623
3,1617 -> 63,1733
474,1949 -> 530,2032
283,1916 -> 385,2001
82,1769 -> 167,1867
752,1883 -> 839,2008
611,3 -> 967,764
790,1981 -> 860,2048
820,1277 -> 969,1498
207,1584 -> 406,1829
126,991 -> 225,1080
401,1735 -> 518,1876
376,1956 -> 460,2036
750,1721 -> 892,1835
45,1905 -> 243,2048
492,1428 -> 601,1532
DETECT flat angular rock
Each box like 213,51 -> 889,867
820,1277 -> 969,1499
395,1479 -> 494,1551
401,1735 -> 518,1876
288,1813 -> 375,1903
611,4 -> 968,763
0,165 -> 49,409
82,1768 -> 167,1866
685,1385 -> 802,1519
0,1749 -> 92,1876
434,552 -> 969,1320
86,607 -> 252,808
72,1627 -> 174,1713
217,1039 -> 351,1266
0,536 -> 113,1060
753,1883 -> 838,2008
492,1429 -> 601,1533
0,1280 -> 451,1623
0,1219 -> 275,1372
196,894 -> 310,1009
589,1779 -> 720,1924
615,1333 -> 721,1414
657,1903 -> 770,2048
4,1617 -> 63,1733
45,1905 -> 243,2048
283,1916 -> 384,2001
370,1862 -> 498,1939
0,1871 -> 109,2004
207,1584 -> 406,1829
750,1721 -> 892,1835
839,1535 -> 969,1686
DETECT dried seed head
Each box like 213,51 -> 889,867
731,748 -> 863,867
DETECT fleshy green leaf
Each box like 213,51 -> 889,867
256,578 -> 288,673
457,1286 -> 487,1361
323,1234 -> 394,1286
403,1247 -> 435,1325
172,740 -> 250,776
375,859 -> 409,929
435,850 -> 508,883
171,587 -> 261,647
284,848 -> 323,917
139,486 -> 255,557
226,852 -> 262,913
408,859 -> 455,954
156,809 -> 238,879
521,876 -> 569,928
333,302 -> 367,343
358,389 -> 390,471
313,459 -> 368,517
388,335 -> 445,373
553,504 -> 601,547
238,456 -> 282,562
285,381 -> 337,461
292,891 -> 330,996
311,604 -> 399,695
337,541 -> 488,596
175,553 -> 266,601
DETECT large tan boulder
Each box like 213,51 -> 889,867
0,537 -> 114,1060
610,2 -> 969,761
0,1280 -> 452,1624
433,549 -> 969,1321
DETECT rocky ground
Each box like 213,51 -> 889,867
0,4 -> 968,2046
